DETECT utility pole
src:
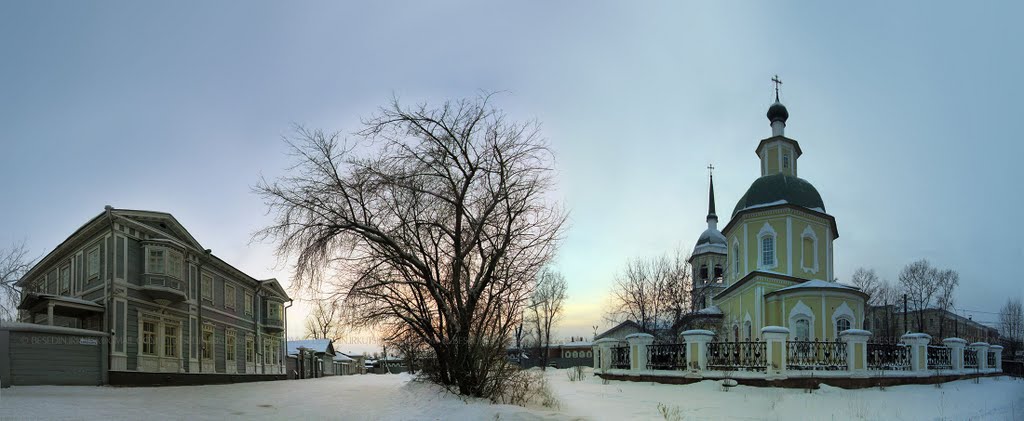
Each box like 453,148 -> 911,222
903,294 -> 908,334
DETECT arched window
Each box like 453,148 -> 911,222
713,264 -> 723,281
761,236 -> 775,267
836,318 -> 851,335
800,226 -> 818,273
733,242 -> 741,275
783,155 -> 790,169
794,318 -> 810,341
699,265 -> 708,281
745,321 -> 752,340
733,324 -> 740,342
757,223 -> 777,269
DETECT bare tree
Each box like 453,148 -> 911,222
304,296 -> 344,341
607,253 -> 681,337
898,259 -> 941,333
934,269 -> 959,338
0,241 -> 35,321
526,268 -> 567,370
850,268 -> 882,304
255,94 -> 566,397
1000,298 -> 1023,357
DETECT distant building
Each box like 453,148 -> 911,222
866,305 -> 999,343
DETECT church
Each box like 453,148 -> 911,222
686,81 -> 869,343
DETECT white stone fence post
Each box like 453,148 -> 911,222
970,342 -> 990,371
990,345 -> 1003,372
901,333 -> 931,374
625,333 -> 655,371
680,329 -> 715,377
593,338 -> 619,373
761,326 -> 789,380
839,329 -> 871,377
942,338 -> 967,371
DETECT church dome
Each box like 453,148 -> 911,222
767,101 -> 789,124
731,173 -> 825,217
696,229 -> 729,248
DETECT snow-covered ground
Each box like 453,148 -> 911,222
1,369 -> 1022,420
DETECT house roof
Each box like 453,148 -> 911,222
595,320 -> 641,340
334,354 -> 354,362
288,339 -> 335,356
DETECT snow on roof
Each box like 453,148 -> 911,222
696,305 -> 722,315
774,280 -> 861,293
561,341 -> 593,347
288,339 -> 333,355
334,354 -> 354,362
24,293 -> 104,309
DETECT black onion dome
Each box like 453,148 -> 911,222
767,101 -> 789,124
731,173 -> 825,217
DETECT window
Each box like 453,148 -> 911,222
745,321 -> 752,340
225,284 -> 236,309
699,265 -> 708,281
60,265 -> 70,295
164,325 -> 178,357
202,325 -> 214,359
201,274 -> 214,302
142,321 -> 157,355
761,236 -> 775,267
167,251 -> 183,279
268,301 -> 282,320
794,318 -> 810,341
226,329 -> 236,361
246,335 -> 255,363
800,226 -> 818,273
147,249 -> 165,274
836,318 -> 851,334
713,264 -> 723,280
87,246 -> 100,278
244,294 -> 253,316
733,244 -> 740,275
783,155 -> 790,169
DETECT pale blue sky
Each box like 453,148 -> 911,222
2,1 -> 1021,343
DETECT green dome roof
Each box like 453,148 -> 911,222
731,173 -> 825,217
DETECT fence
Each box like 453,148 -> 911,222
867,342 -> 911,371
707,340 -> 766,371
786,339 -> 847,370
647,343 -> 687,370
964,349 -> 979,369
610,345 -> 630,369
927,345 -> 952,370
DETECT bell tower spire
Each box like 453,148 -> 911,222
706,164 -> 718,230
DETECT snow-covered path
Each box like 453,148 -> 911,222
1,369 -> 1022,420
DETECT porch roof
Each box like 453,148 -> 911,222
18,293 -> 105,317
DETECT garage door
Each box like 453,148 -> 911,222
9,332 -> 103,386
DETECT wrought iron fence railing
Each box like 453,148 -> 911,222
610,345 -> 630,369
707,340 -> 766,371
927,345 -> 953,370
647,343 -> 687,370
964,348 -> 979,369
867,342 -> 911,371
787,339 -> 847,370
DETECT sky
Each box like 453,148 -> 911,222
2,1 -> 1022,350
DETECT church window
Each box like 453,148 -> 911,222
745,321 -> 752,340
836,318 -> 851,335
800,226 -> 818,273
783,155 -> 790,169
699,265 -> 708,281
757,223 -> 777,269
733,325 -> 740,342
713,264 -> 723,280
794,318 -> 810,341
733,244 -> 740,275
761,236 -> 775,268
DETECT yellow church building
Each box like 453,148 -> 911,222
691,89 -> 869,343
